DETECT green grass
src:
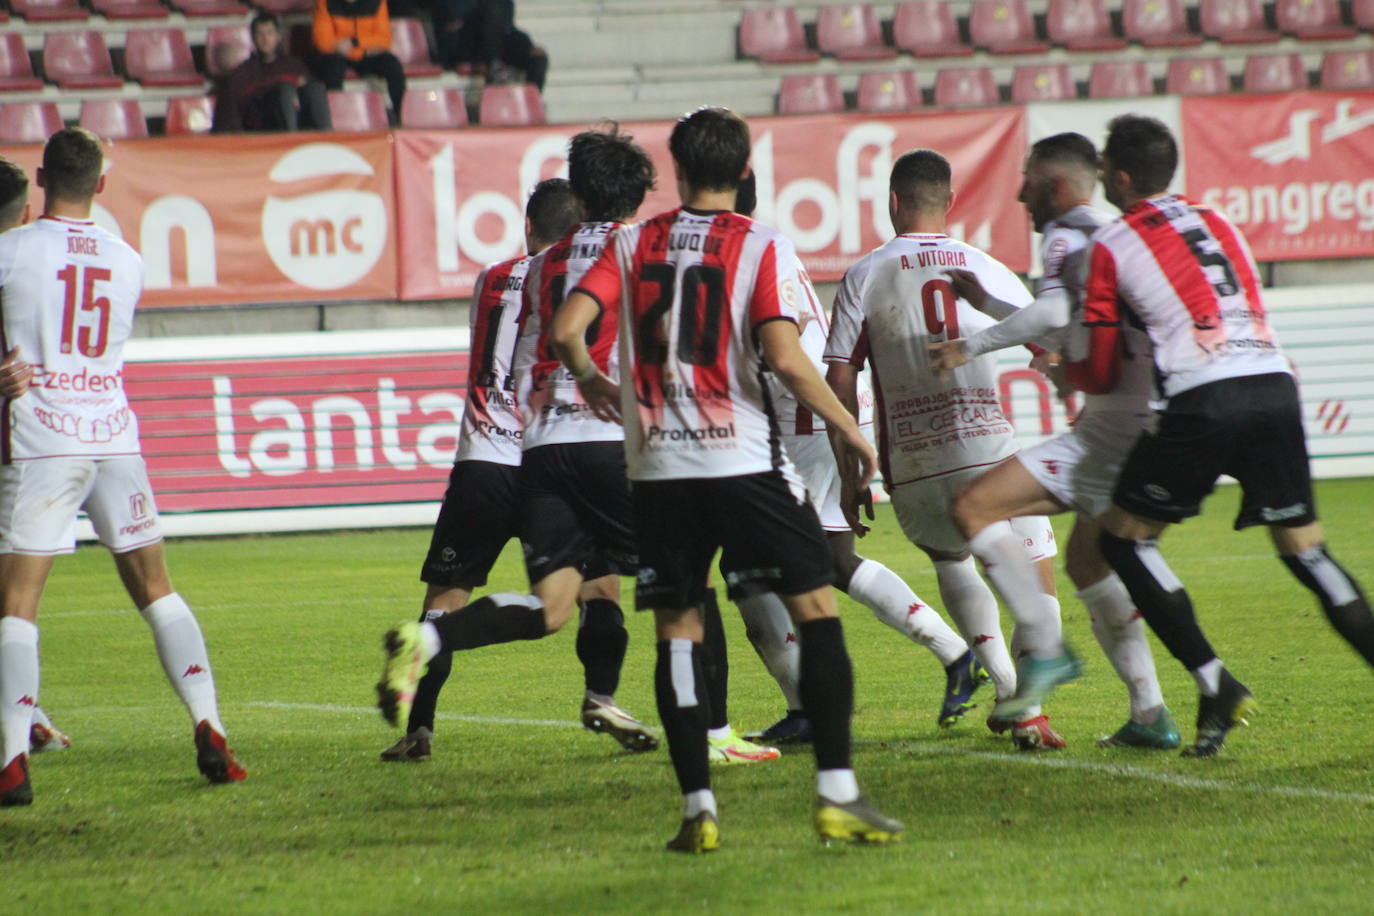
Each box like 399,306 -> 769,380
8,479 -> 1374,914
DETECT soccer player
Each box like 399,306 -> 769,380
929,132 -> 1178,748
0,128 -> 245,807
825,149 -> 1068,751
560,107 -> 903,851
1072,115 -> 1374,757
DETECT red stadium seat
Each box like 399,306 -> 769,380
777,74 -> 844,115
1122,0 -> 1201,47
206,25 -> 253,79
164,95 -> 216,134
1088,60 -> 1154,97
168,0 -> 249,16
856,70 -> 922,111
392,18 -> 443,77
478,84 -> 545,126
739,6 -> 820,63
1166,56 -> 1231,94
91,0 -> 170,20
401,87 -> 469,128
0,34 -> 45,92
1356,0 -> 1374,29
79,99 -> 149,140
933,67 -> 1000,107
1320,50 -> 1374,89
43,32 -> 124,90
0,102 -> 63,144
1011,63 -> 1077,102
816,4 -> 895,60
1242,53 -> 1308,92
11,0 -> 88,22
327,89 -> 390,131
254,0 -> 313,12
969,0 -> 1049,54
1046,0 -> 1126,50
1275,0 -> 1355,39
125,28 -> 204,88
893,1 -> 972,56
1200,0 -> 1278,43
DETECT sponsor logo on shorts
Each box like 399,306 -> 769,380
725,567 -> 782,586
441,547 -> 456,562
1260,503 -> 1308,522
118,518 -> 158,537
1143,483 -> 1171,503
636,568 -> 658,585
1041,459 -> 1061,476
129,493 -> 149,521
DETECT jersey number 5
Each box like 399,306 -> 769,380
57,263 -> 112,358
921,278 -> 960,341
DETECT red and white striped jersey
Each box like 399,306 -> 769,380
0,217 -> 144,462
513,221 -> 624,449
455,255 -> 528,466
574,207 -> 802,482
1074,195 -> 1287,399
824,233 -> 1033,488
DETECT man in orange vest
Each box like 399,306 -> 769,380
313,0 -> 407,124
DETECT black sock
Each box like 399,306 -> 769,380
798,617 -> 853,772
1282,546 -> 1374,667
654,639 -> 711,794
700,589 -> 729,730
407,649 -> 452,734
576,598 -> 628,697
432,594 -> 546,652
1099,531 -> 1216,670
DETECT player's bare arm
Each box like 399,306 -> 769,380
0,346 -> 33,399
551,289 -> 620,423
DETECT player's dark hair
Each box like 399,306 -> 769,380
890,148 -> 951,212
733,171 -> 756,217
525,177 -> 580,247
251,12 -> 281,34
669,107 -> 751,193
0,156 -> 28,229
1030,132 -> 1098,171
41,127 -> 103,202
567,124 -> 655,223
1103,115 -> 1178,195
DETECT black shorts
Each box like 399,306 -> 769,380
1113,372 -> 1316,529
633,470 -> 833,611
420,460 -> 520,588
519,442 -> 637,584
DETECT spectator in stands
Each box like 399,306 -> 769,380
433,0 -> 549,91
213,13 -> 332,134
313,0 -> 408,123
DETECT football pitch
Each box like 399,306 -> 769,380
8,478 -> 1374,914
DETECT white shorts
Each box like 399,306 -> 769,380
1017,409 -> 1149,520
782,432 -> 847,532
890,462 -> 1058,559
0,456 -> 164,555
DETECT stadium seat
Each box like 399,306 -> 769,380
1356,0 -> 1374,29
856,70 -> 922,111
79,99 -> 149,140
42,32 -> 124,90
1200,0 -> 1278,43
1166,56 -> 1231,94
1046,0 -> 1126,50
1011,63 -> 1077,102
168,0 -> 249,16
91,0 -> 169,19
739,6 -> 820,63
392,18 -> 443,77
11,0 -> 89,22
969,0 -> 1050,54
165,95 -> 216,134
1122,0 -> 1201,46
893,1 -> 972,56
1242,53 -> 1308,93
254,0 -> 313,12
777,74 -> 845,115
400,87 -> 469,128
933,67 -> 1000,107
206,25 -> 253,79
327,89 -> 390,131
1275,0 -> 1356,39
125,28 -> 204,88
816,4 -> 895,61
1088,60 -> 1154,97
0,102 -> 63,144
478,84 -> 545,126
0,34 -> 45,92
1320,50 -> 1374,89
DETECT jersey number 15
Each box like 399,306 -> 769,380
57,263 -> 112,358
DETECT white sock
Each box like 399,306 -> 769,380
817,768 -> 859,803
683,788 -> 717,819
848,559 -> 967,666
31,705 -> 51,731
419,621 -> 441,661
935,557 -> 1016,699
967,522 -> 1062,659
140,594 -> 223,734
1078,574 -> 1164,720
1192,657 -> 1223,696
736,593 -> 802,710
0,617 -> 39,766
706,725 -> 732,740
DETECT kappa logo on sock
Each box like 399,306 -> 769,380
973,634 -> 995,646
16,695 -> 35,707
1041,459 -> 1061,476
785,632 -> 797,643
906,601 -> 926,616
182,664 -> 206,678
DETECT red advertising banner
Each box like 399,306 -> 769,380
1183,90 -> 1374,261
394,107 -> 1030,299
